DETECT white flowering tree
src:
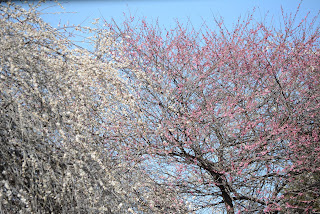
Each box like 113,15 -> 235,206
0,2 -> 188,213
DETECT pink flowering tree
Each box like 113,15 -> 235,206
106,5 -> 320,213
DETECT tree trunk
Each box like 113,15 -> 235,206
197,157 -> 235,213
216,177 -> 234,214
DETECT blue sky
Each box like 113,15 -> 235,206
37,0 -> 319,32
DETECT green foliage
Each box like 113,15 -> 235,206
281,172 -> 320,213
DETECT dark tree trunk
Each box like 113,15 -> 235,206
198,157 -> 235,214
216,178 -> 234,214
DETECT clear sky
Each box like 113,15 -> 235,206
36,0 -> 319,32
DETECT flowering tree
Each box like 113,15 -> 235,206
2,1 -> 319,213
106,5 -> 320,213
0,2 -> 188,213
